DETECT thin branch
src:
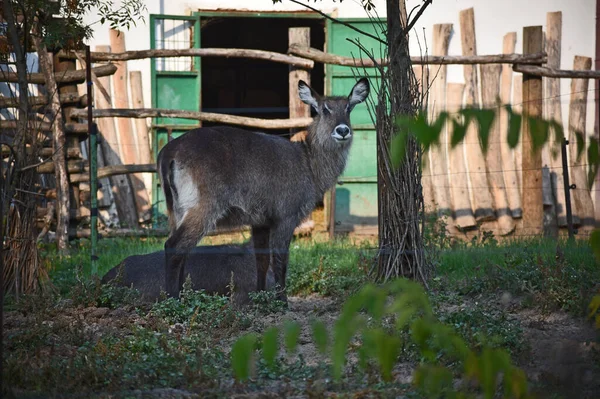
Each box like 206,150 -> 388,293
287,0 -> 387,45
404,0 -> 433,35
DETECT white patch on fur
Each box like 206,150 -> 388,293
172,165 -> 198,229
323,103 -> 332,113
298,81 -> 319,112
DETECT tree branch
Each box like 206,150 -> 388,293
404,0 -> 433,35
287,0 -> 387,45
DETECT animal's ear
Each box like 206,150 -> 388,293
298,80 -> 320,113
347,78 -> 370,111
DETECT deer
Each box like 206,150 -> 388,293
157,77 -> 370,302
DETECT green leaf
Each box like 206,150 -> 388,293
373,329 -> 402,381
473,109 -> 496,153
231,333 -> 257,381
450,119 -> 467,148
589,229 -> 600,263
529,117 -> 549,152
575,131 -> 585,162
262,327 -> 279,369
391,117 -> 410,168
587,137 -> 599,188
284,321 -> 301,355
506,105 -> 522,149
311,320 -> 328,355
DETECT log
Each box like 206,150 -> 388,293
521,26 -> 544,236
70,163 -> 156,183
34,35 -> 70,252
460,7 -> 494,221
1,146 -> 81,158
544,12 -> 566,231
37,159 -> 86,174
0,92 -> 87,108
513,75 -> 523,194
499,32 -> 522,219
288,44 -> 546,67
428,24 -> 453,229
130,70 -> 154,205
70,108 -> 313,130
568,56 -> 595,230
447,83 -> 476,229
60,47 -> 314,69
481,63 -> 514,235
94,44 -> 138,228
289,28 -> 311,141
110,30 -> 151,224
0,64 -> 117,84
513,64 -> 600,79
0,120 -> 87,134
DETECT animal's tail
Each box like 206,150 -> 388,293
157,152 -> 178,232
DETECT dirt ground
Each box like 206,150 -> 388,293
5,292 -> 600,398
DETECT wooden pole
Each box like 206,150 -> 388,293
459,7 -> 494,221
289,28 -> 311,141
568,56 -> 595,232
86,46 -> 98,274
0,64 -> 117,84
544,12 -> 567,227
447,83 -> 476,229
499,32 -> 522,219
513,75 -> 523,194
481,64 -> 515,235
110,29 -> 151,224
428,24 -> 454,229
521,26 -> 544,236
130,71 -> 154,204
95,45 -> 138,228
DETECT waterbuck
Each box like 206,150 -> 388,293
157,77 -> 370,300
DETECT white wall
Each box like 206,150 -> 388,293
84,0 -> 596,132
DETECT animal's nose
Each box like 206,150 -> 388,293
336,125 -> 350,137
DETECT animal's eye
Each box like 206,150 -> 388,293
322,106 -> 330,115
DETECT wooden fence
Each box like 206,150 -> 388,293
0,8 -> 598,240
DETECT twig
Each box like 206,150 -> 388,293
287,0 -> 387,45
404,0 -> 433,35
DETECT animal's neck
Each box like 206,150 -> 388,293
304,123 -> 351,199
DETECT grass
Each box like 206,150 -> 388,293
5,231 -> 599,397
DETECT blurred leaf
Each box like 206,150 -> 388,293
506,105 -> 522,149
589,229 -> 600,262
473,109 -> 496,153
373,329 -> 402,381
587,137 -> 599,188
262,327 -> 279,369
231,333 -> 257,381
284,321 -> 300,355
575,131 -> 585,162
450,118 -> 467,148
311,320 -> 328,355
392,115 -> 411,168
528,117 -> 549,152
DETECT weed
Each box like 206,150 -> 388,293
249,287 -> 287,314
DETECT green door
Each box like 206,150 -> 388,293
150,15 -> 201,223
327,20 -> 385,234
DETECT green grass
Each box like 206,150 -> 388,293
435,237 -> 600,315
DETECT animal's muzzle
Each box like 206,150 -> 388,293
332,124 -> 351,141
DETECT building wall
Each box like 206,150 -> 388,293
84,0 -> 596,134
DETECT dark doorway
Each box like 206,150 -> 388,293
199,15 -> 325,136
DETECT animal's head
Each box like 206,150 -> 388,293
298,78 -> 370,147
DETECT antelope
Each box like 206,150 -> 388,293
157,77 -> 370,301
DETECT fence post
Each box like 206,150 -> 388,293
521,26 -> 544,236
86,46 -> 98,274
561,138 -> 575,240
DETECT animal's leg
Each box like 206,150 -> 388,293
252,226 -> 270,292
269,221 -> 297,302
164,208 -> 214,298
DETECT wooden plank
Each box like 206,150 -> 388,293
545,12 -> 567,226
459,7 -> 494,221
130,70 -> 154,209
428,24 -> 453,227
513,75 -> 523,194
288,45 -> 547,67
542,11 -> 567,234
289,27 -> 311,142
95,44 -> 138,228
110,29 -> 151,223
513,64 -> 600,79
521,26 -> 544,236
447,83 -> 476,228
500,32 -> 522,218
568,56 -> 595,231
481,64 -> 515,234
